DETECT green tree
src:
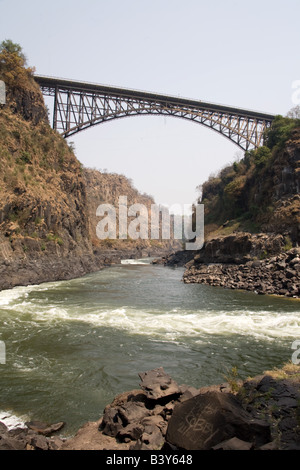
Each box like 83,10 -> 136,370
253,146 -> 271,169
0,39 -> 34,89
265,115 -> 299,150
224,175 -> 247,200
0,40 -> 26,63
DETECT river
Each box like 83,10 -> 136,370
0,259 -> 299,435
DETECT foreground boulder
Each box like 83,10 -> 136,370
138,367 -> 181,400
165,391 -> 271,450
0,420 -> 65,450
98,368 -> 188,450
241,373 -> 300,450
82,367 -> 282,451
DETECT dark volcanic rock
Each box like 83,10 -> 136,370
192,232 -> 284,265
25,420 -> 65,436
138,367 -> 181,400
130,424 -> 165,450
166,391 -> 271,450
100,406 -> 126,438
212,436 -> 254,450
0,420 -> 65,451
153,250 -> 196,267
118,401 -> 151,426
241,373 -> 300,450
4,366 -> 299,451
183,247 -> 300,298
72,366 -> 299,451
99,368 -> 197,449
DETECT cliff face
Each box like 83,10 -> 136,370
0,43 -> 48,125
84,169 -> 154,245
260,128 -> 300,239
0,55 -> 176,290
0,103 -> 97,289
200,125 -> 300,245
83,169 -> 178,255
0,110 -> 178,290
168,122 -> 300,298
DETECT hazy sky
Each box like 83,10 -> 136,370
1,0 -> 300,208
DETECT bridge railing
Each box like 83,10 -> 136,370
34,75 -> 275,151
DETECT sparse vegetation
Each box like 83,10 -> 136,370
283,235 -> 293,252
199,112 -> 300,238
0,39 -> 34,89
0,40 -> 85,254
46,233 -> 63,245
224,366 -> 243,393
34,216 -> 43,225
265,114 -> 300,150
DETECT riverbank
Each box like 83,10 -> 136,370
183,247 -> 300,298
154,232 -> 300,299
0,243 -> 173,291
1,363 -> 299,450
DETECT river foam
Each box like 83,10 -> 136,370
0,270 -> 299,344
0,411 -> 28,430
121,258 -> 154,265
3,302 -> 300,342
0,265 -> 299,345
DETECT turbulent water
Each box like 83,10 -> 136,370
0,259 -> 299,435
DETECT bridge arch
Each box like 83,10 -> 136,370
35,75 -> 275,152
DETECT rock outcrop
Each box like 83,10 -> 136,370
60,365 -> 300,451
156,232 -> 300,298
183,246 -> 300,298
0,419 -> 66,450
1,365 -> 299,450
187,232 -> 285,265
166,390 -> 271,450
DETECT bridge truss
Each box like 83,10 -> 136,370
35,75 -> 275,151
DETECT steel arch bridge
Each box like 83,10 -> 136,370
35,75 -> 275,151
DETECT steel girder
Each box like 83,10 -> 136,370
35,75 -> 275,151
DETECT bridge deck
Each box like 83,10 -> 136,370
34,75 -> 275,122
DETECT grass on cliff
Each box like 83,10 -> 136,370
263,361 -> 300,383
199,112 -> 300,238
0,40 -> 86,249
0,39 -> 35,90
0,109 -> 82,200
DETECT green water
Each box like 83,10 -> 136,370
0,259 -> 299,435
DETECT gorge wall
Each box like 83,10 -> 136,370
0,53 -> 177,291
161,119 -> 300,298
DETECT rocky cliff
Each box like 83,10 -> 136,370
83,168 -> 178,258
164,118 -> 300,298
199,121 -> 300,244
0,47 -> 176,291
